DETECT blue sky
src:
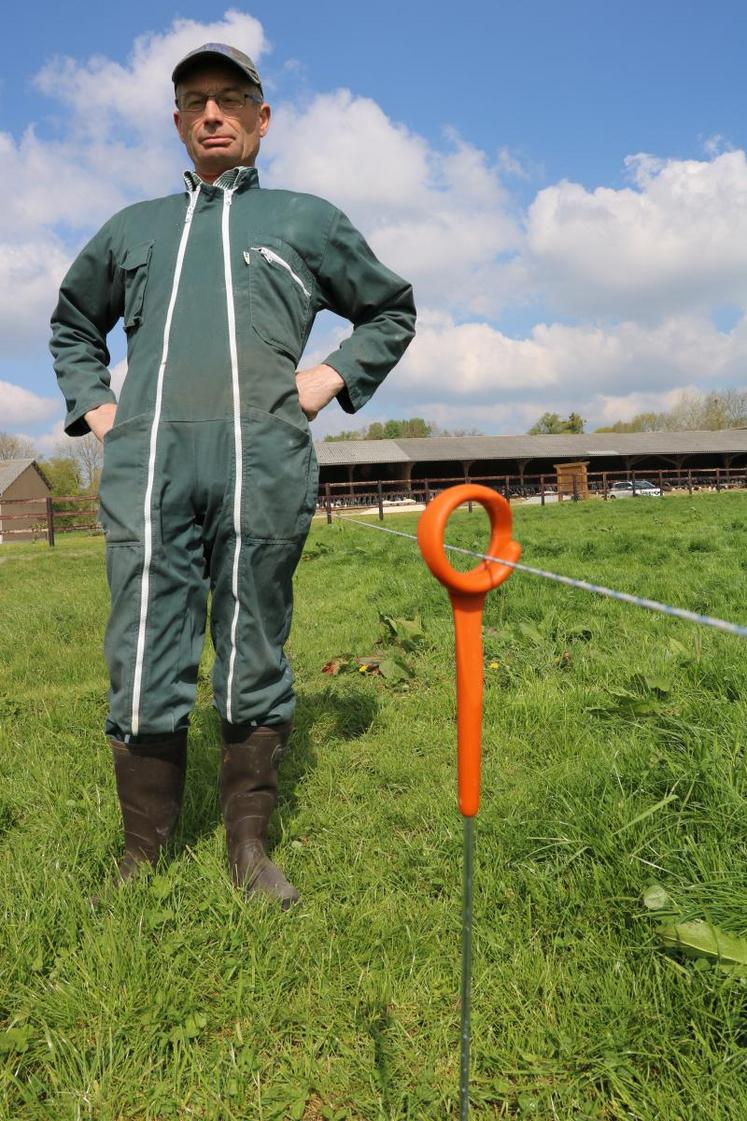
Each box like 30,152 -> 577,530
2,1 -> 747,448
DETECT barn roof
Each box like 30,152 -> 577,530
0,459 -> 50,495
314,429 -> 747,466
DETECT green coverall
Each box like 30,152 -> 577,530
51,167 -> 416,740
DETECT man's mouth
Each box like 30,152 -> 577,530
201,136 -> 234,148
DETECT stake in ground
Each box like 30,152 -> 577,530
1,492 -> 746,1120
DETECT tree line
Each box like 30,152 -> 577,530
528,388 -> 747,435
324,418 -> 482,441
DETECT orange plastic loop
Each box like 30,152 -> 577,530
417,484 -> 522,594
417,484 -> 522,818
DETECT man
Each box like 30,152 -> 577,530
50,43 -> 416,908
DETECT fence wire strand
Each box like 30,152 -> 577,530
332,513 -> 747,640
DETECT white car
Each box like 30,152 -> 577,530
608,479 -> 661,498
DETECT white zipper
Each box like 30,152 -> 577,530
248,245 -> 310,298
223,189 -> 243,725
131,186 -> 201,736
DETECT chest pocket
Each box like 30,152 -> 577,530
120,240 -> 154,331
245,238 -> 313,361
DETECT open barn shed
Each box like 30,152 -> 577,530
316,429 -> 747,491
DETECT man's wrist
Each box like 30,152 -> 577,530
84,401 -> 117,442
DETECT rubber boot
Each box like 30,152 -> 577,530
110,732 -> 187,882
219,721 -> 300,910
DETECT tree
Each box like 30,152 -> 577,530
594,388 -> 747,434
324,417 -> 435,441
0,431 -> 36,460
74,432 -> 104,491
595,413 -> 661,433
528,412 -> 586,435
41,456 -> 83,496
51,433 -> 104,491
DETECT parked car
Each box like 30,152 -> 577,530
608,480 -> 661,498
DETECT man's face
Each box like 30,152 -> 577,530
174,63 -> 271,182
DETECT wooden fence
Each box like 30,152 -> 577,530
1,465 -> 746,545
0,494 -> 99,546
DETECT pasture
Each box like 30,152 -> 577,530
1,492 -> 746,1120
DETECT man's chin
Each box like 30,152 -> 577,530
194,152 -> 239,179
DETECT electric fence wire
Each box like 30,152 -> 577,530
331,513 -> 747,640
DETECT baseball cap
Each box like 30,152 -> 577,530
172,43 -> 263,95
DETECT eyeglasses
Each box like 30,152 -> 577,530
175,90 -> 263,115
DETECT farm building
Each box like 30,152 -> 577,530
315,429 -> 747,490
0,459 -> 51,543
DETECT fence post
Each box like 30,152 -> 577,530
687,470 -> 693,496
377,479 -> 384,521
46,496 -> 55,547
540,474 -> 545,507
632,474 -> 637,497
658,470 -> 664,498
715,468 -> 721,493
504,475 -> 511,503
602,472 -> 608,501
424,478 -> 431,504
572,474 -> 579,502
325,483 -> 332,525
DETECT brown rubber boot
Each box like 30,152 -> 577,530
219,721 -> 300,910
110,732 -> 187,882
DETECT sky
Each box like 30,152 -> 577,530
2,0 -> 747,450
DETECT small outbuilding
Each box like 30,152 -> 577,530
0,459 -> 51,543
555,460 -> 590,500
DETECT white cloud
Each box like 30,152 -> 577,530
595,386 -> 701,425
263,94 -> 519,315
110,360 -> 128,397
393,309 -> 747,412
0,381 -> 60,427
0,238 -> 72,352
525,150 -> 747,320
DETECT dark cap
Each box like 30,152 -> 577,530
172,43 -> 263,95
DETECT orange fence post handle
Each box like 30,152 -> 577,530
417,485 -> 521,817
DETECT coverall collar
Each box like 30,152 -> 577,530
183,165 -> 260,193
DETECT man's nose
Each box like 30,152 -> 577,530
202,97 -> 224,123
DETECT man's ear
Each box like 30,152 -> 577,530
174,110 -> 186,143
259,103 -> 271,138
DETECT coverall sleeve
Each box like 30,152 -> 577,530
50,221 -> 124,437
316,209 -> 416,414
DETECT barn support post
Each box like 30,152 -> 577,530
325,483 -> 332,525
463,464 -> 472,512
377,479 -> 384,521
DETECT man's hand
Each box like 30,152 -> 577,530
84,402 -> 117,443
295,364 -> 345,421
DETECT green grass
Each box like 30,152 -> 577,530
1,493 -> 746,1120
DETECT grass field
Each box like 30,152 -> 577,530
1,492 -> 746,1120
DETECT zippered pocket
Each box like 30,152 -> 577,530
247,246 -> 311,298
245,238 -> 313,361
120,240 -> 154,331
